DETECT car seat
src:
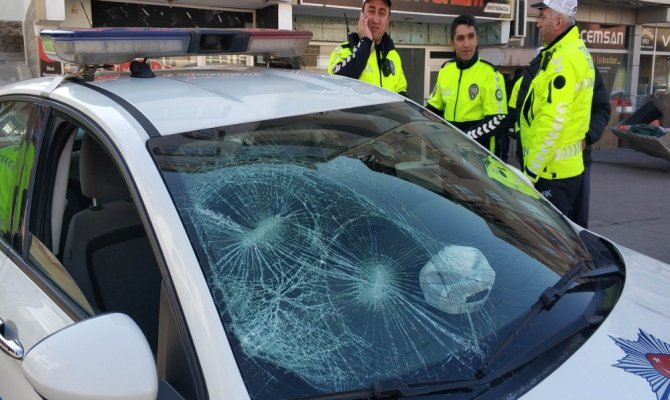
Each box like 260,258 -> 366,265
62,134 -> 161,354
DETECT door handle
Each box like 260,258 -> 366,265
0,317 -> 24,359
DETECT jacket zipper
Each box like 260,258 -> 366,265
376,46 -> 384,88
453,69 -> 463,120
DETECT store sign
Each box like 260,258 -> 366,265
299,0 -> 512,20
641,27 -> 655,52
641,26 -> 670,52
579,24 -> 626,50
654,27 -> 670,52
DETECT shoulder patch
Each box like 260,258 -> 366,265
469,83 -> 479,100
496,88 -> 503,101
554,75 -> 566,89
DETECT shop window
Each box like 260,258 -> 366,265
653,55 -> 670,96
638,55 -> 653,99
523,21 -> 541,48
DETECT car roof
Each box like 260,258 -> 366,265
1,67 -> 403,136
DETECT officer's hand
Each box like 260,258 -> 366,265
358,13 -> 372,41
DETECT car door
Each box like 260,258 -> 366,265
0,99 -> 73,400
2,94 -> 207,399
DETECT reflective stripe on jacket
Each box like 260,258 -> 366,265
328,33 -> 407,95
426,57 -> 507,151
519,26 -> 594,182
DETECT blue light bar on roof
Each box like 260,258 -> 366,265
39,28 -> 313,66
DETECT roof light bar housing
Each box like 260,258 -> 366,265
40,28 -> 313,66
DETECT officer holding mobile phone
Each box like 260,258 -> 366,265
328,0 -> 407,96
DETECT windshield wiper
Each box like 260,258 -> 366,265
292,377 -> 485,400
294,262 -> 622,400
475,261 -> 622,379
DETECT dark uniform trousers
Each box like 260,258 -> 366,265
535,174 -> 584,221
572,166 -> 591,228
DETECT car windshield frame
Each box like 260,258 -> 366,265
148,100 -> 593,400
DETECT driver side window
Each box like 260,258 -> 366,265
0,101 -> 37,243
23,112 -> 202,399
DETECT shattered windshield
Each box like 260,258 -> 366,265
149,101 -> 589,399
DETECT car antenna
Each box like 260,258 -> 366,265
129,58 -> 156,78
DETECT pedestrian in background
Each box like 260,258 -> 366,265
426,14 -> 508,154
573,68 -> 611,228
519,0 -> 594,220
328,0 -> 407,96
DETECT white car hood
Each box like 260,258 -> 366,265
522,243 -> 670,400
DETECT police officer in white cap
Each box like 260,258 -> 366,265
518,0 -> 595,221
328,0 -> 407,96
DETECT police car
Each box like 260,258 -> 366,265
0,28 -> 669,400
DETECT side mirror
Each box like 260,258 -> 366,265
22,313 -> 157,400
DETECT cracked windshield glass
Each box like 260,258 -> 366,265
149,101 -> 589,399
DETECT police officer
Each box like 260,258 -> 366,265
328,0 -> 407,96
426,14 -> 508,153
519,0 -> 594,219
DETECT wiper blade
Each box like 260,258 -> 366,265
291,386 -> 386,400
290,382 -> 403,400
295,263 -> 623,400
292,377 -> 484,400
475,260 -> 621,379
474,259 -> 586,378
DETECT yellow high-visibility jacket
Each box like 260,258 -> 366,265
519,26 -> 594,182
426,56 -> 507,152
328,33 -> 407,95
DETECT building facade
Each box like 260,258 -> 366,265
1,0 -> 669,109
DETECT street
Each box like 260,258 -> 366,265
589,147 -> 670,263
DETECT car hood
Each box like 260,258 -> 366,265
522,241 -> 670,400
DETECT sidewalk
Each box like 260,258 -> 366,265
588,148 -> 670,264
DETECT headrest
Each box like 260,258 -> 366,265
79,135 -> 129,202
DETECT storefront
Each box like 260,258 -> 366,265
580,23 -> 629,101
293,0 -> 515,103
22,0 -> 660,111
638,26 -> 670,100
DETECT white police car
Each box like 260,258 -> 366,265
1,28 -> 669,400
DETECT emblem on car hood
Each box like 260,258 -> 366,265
611,330 -> 670,400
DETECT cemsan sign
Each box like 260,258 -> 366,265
579,24 -> 627,50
